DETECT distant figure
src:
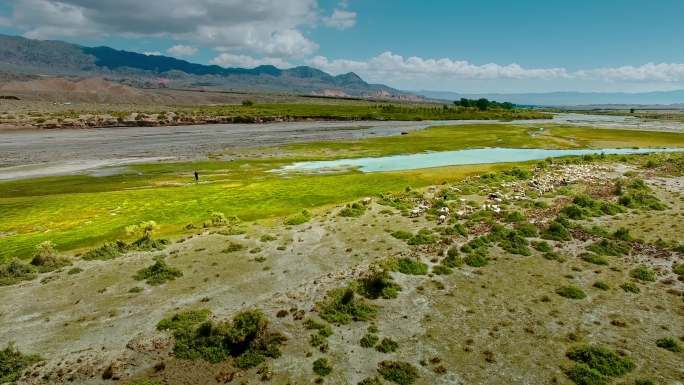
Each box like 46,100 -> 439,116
194,171 -> 199,181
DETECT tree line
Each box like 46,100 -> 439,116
453,98 -> 515,111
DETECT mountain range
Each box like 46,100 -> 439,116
0,34 -> 418,100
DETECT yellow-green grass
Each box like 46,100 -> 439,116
1,124 -> 683,260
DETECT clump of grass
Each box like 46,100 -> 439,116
313,357 -> 332,376
580,253 -> 609,266
407,229 -> 437,246
157,309 -> 285,366
316,288 -> 377,325
360,333 -> 379,348
133,257 -> 183,286
82,240 -> 128,261
390,230 -> 412,240
386,257 -> 428,275
126,221 -> 169,251
556,286 -> 587,299
304,318 -> 333,338
284,209 -> 312,225
376,338 -> 399,353
516,222 -> 540,238
377,361 -> 419,385
543,251 -> 566,262
566,345 -> 634,378
0,259 -> 36,286
566,363 -> 608,385
497,230 -> 531,256
613,227 -> 632,241
620,282 -> 640,293
532,241 -> 552,253
355,270 -> 402,299
339,202 -> 366,217
587,239 -> 630,256
30,241 -> 71,273
0,343 -> 42,383
593,281 -> 609,290
542,221 -> 572,241
562,195 -> 625,219
67,267 -> 83,275
358,377 -> 382,385
505,211 -> 525,223
260,234 -> 276,242
128,379 -> 163,385
655,337 -> 681,352
432,265 -> 452,275
673,263 -> 684,276
464,252 -> 488,267
222,243 -> 244,253
629,266 -> 656,282
619,192 -> 667,211
441,249 -> 463,269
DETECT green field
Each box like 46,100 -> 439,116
2,124 -> 684,260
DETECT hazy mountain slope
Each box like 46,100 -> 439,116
0,34 -> 418,99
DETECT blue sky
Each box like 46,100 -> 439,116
2,0 -> 684,93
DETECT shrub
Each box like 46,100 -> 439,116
241,99 -> 254,106
556,286 -> 587,299
587,239 -> 629,256
505,211 -> 525,223
432,265 -> 452,275
407,230 -> 437,246
360,333 -> 379,348
452,223 -> 468,236
619,192 -> 667,210
133,258 -> 183,285
593,281 -> 609,290
82,240 -> 128,260
629,266 -> 656,282
316,288 -> 377,325
304,318 -> 333,338
390,231 -> 412,240
532,241 -> 552,253
543,252 -> 566,262
674,263 -> 684,276
391,258 -> 428,275
222,243 -> 244,253
358,377 -> 382,385
542,221 -> 572,241
376,338 -> 399,353
516,222 -> 539,238
129,379 -> 163,385
377,361 -> 419,385
580,253 -> 608,266
498,230 -> 531,256
464,252 -> 488,267
0,343 -> 42,383
355,270 -> 401,299
442,253 -> 462,268
566,363 -> 608,385
30,241 -> 71,272
655,337 -> 681,352
0,259 -> 36,286
313,358 -> 332,376
260,234 -> 276,242
620,282 -> 640,293
158,309 -> 284,366
566,346 -> 635,377
613,228 -> 632,241
634,380 -> 655,385
339,202 -> 366,217
309,333 -> 326,347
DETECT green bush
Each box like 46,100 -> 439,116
613,228 -> 632,241
407,230 -> 437,246
355,270 -> 401,299
620,282 -> 640,293
587,239 -> 629,256
505,211 -> 525,223
316,288 -> 377,325
358,377 -> 383,385
0,259 -> 36,286
593,281 -> 609,290
377,361 -> 419,385
629,266 -> 656,282
542,221 -> 572,241
133,258 -> 183,286
390,230 -> 412,240
360,333 -> 379,348
284,210 -> 312,225
391,258 -> 428,275
313,357 -> 332,376
516,222 -> 540,238
158,309 -> 284,366
442,253 -> 463,268
498,230 -> 531,256
222,243 -> 244,253
556,286 -> 587,299
30,241 -> 71,273
532,241 -> 552,253
339,202 -> 366,217
566,346 -> 635,377
432,265 -> 452,275
580,253 -> 608,265
0,343 -> 42,383
464,252 -> 488,267
376,338 -> 399,353
304,318 -> 333,338
82,240 -> 128,260
655,337 -> 681,352
543,252 -> 566,262
566,363 -> 608,385
129,379 -> 163,385
674,263 -> 684,276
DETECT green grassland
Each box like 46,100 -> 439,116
1,124 -> 684,260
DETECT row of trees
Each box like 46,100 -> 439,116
453,98 -> 515,111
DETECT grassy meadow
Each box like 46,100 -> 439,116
2,123 -> 684,260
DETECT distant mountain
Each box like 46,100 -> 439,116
417,90 -> 684,107
0,34 -> 419,100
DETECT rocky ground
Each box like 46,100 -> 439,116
1,156 -> 683,385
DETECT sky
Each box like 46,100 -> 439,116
1,0 -> 684,93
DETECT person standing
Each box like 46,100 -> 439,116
194,171 -> 199,181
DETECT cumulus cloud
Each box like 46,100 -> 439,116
323,8 -> 356,29
166,44 -> 198,57
210,53 -> 291,68
7,0 -> 320,57
309,52 -> 684,85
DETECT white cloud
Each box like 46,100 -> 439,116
8,0 -> 320,58
323,8 -> 356,29
143,51 -> 162,56
576,63 -> 684,82
210,53 -> 291,68
166,44 -> 198,57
